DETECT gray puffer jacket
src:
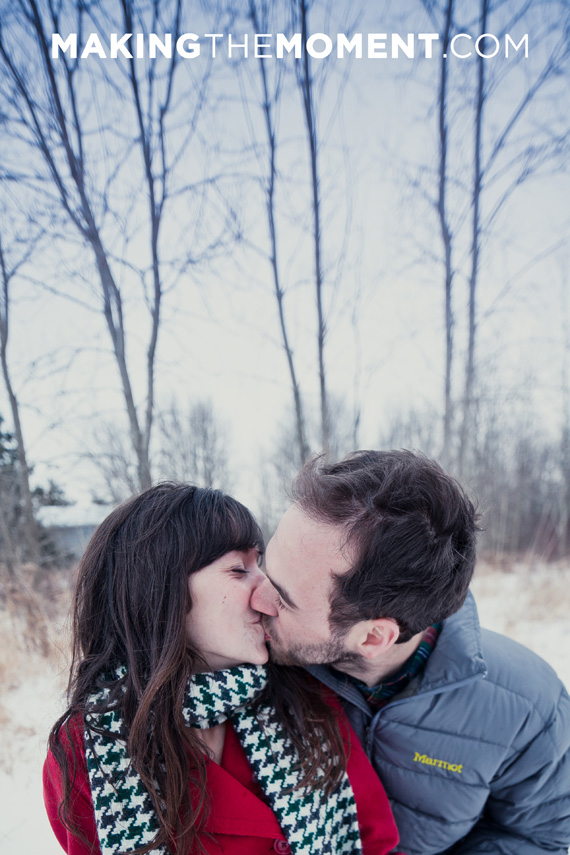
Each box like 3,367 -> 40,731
308,592 -> 570,855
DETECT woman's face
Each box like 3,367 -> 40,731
186,548 -> 268,671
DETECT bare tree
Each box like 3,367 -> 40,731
84,421 -> 140,505
419,0 -> 570,474
0,0 -> 224,490
157,398 -> 231,489
559,263 -> 570,555
247,0 -> 310,464
460,0 -> 570,473
0,229 -> 41,562
293,0 -> 330,449
458,0 -> 487,476
234,0 -> 354,459
435,0 -> 455,464
0,418 -> 24,572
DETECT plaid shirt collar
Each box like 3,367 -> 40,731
336,623 -> 442,710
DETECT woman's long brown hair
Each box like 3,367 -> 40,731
48,483 -> 347,855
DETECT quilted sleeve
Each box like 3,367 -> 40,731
448,683 -> 570,855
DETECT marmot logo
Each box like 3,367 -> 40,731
414,752 -> 463,773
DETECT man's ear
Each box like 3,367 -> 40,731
350,618 -> 401,659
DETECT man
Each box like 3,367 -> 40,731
251,450 -> 570,855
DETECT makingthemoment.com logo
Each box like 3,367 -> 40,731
50,31 -> 529,61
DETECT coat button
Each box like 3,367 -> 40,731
273,841 -> 291,854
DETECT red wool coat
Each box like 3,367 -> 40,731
44,702 -> 400,855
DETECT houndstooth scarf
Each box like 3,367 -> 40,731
84,664 -> 362,855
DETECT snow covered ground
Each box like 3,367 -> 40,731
471,559 -> 570,688
0,612 -> 69,855
1,560 -> 569,855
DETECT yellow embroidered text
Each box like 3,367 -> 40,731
413,752 -> 463,773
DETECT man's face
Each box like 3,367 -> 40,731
250,504 -> 359,667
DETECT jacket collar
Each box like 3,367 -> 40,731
417,589 -> 487,693
307,591 -> 487,711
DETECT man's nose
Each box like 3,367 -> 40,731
250,576 -> 279,617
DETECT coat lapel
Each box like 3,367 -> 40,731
203,724 -> 284,839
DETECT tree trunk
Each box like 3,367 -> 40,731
459,0 -> 488,478
437,0 -> 455,467
0,243 -> 40,564
297,0 -> 329,451
251,0 -> 310,464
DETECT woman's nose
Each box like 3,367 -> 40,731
250,576 -> 279,617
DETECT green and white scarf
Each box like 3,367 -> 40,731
85,664 -> 362,855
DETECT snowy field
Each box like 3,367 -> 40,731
1,560 -> 569,855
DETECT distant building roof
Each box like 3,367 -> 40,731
36,504 -> 111,529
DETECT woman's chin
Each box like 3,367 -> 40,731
249,645 -> 269,665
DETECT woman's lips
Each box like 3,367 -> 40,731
251,619 -> 267,638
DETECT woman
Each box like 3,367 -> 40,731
44,483 -> 400,854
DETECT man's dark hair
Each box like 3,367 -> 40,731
292,449 -> 479,643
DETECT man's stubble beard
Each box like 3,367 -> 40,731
264,619 -> 363,670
